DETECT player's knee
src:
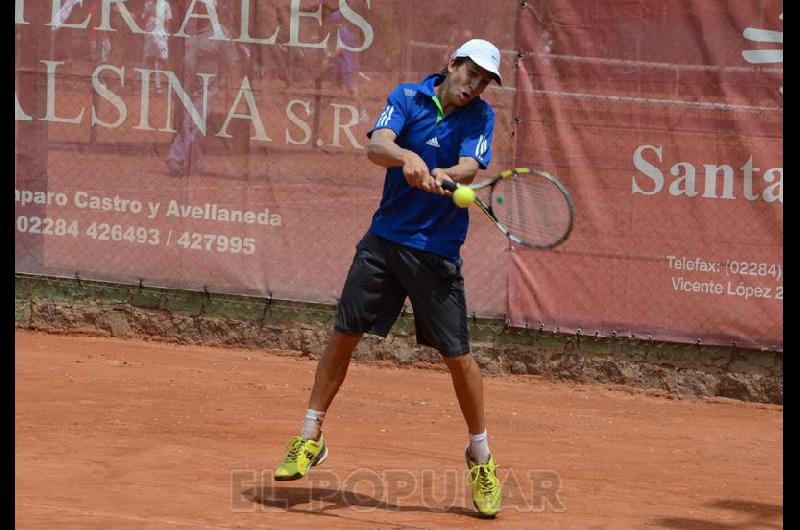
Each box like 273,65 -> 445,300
328,331 -> 362,354
442,351 -> 474,371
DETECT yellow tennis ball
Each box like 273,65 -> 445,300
452,186 -> 475,208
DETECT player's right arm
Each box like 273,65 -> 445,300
367,85 -> 445,195
367,129 -> 441,194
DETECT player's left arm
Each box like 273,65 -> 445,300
431,157 -> 481,188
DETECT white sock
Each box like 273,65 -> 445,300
300,409 -> 326,440
469,430 -> 491,464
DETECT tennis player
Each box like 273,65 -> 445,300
275,38 -> 503,517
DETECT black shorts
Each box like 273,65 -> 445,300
334,231 -> 469,357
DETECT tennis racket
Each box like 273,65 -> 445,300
442,167 -> 575,250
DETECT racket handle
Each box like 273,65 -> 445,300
440,180 -> 458,192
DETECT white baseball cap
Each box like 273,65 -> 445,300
452,39 -> 502,85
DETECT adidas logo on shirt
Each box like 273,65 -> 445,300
425,137 -> 440,148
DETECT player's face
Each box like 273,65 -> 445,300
446,59 -> 494,106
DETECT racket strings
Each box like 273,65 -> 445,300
491,176 -> 573,247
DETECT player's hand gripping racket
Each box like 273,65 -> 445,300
442,167 -> 575,250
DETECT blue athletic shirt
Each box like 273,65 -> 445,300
366,73 -> 495,260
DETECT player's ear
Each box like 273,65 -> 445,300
447,58 -> 458,74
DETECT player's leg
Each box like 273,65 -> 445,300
273,331 -> 360,482
442,353 -> 485,439
307,331 -> 362,412
441,352 -> 501,516
310,232 -> 406,418
274,232 -> 406,481
291,331 -> 360,455
387,246 -> 486,436
393,244 -> 502,517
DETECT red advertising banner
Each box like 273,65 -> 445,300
14,0 -> 518,313
510,1 -> 782,348
15,1 -> 782,349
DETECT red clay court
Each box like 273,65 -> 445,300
15,330 -> 782,529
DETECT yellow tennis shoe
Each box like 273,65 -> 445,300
465,449 -> 502,517
273,434 -> 328,481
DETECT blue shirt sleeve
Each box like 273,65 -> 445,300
459,102 -> 495,169
367,84 -> 407,139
